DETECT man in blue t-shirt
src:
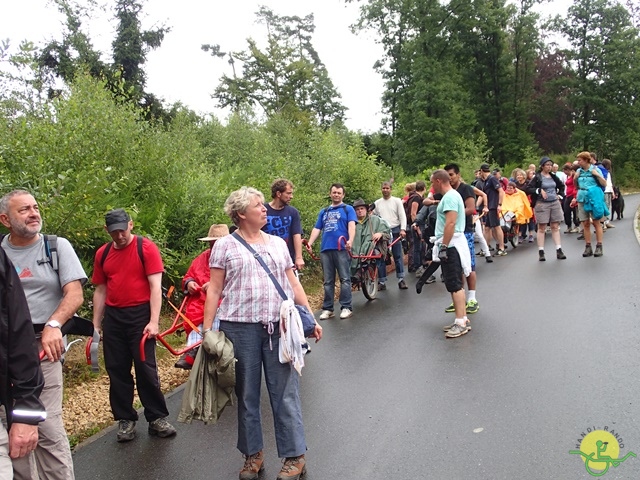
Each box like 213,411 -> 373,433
262,179 -> 304,270
308,183 -> 357,320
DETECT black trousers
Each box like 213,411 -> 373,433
103,303 -> 169,422
563,195 -> 579,227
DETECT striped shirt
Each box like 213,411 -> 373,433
210,233 -> 294,324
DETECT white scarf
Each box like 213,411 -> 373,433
279,299 -> 305,375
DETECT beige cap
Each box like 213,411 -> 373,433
198,224 -> 230,241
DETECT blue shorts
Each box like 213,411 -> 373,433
465,232 -> 476,272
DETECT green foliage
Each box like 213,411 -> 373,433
0,71 -> 389,292
208,6 -> 346,128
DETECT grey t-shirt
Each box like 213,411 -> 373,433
1,235 -> 87,324
540,175 -> 558,202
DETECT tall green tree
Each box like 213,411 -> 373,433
111,0 -> 169,113
553,0 -> 640,164
206,7 -> 346,128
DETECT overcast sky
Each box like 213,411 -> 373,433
2,0 -> 385,131
2,0 -> 571,132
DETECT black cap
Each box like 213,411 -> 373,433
105,208 -> 131,232
480,163 -> 491,172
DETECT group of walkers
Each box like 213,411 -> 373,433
0,149 -> 620,480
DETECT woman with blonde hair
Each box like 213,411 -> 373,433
203,186 -> 322,480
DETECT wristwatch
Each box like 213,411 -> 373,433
45,320 -> 61,329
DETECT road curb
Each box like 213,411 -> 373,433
635,202 -> 640,246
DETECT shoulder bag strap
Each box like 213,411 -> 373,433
232,232 -> 288,301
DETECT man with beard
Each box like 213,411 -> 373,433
262,179 -> 304,271
0,190 -> 86,480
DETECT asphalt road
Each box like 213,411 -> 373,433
74,194 -> 640,480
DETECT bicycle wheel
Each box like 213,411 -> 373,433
362,263 -> 378,300
509,228 -> 518,248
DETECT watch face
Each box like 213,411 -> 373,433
46,320 -> 61,328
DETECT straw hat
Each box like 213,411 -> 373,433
198,224 -> 230,241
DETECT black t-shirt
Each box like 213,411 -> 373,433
406,193 -> 423,223
482,176 -> 501,209
455,183 -> 476,233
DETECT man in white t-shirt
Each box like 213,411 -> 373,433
374,181 -> 407,290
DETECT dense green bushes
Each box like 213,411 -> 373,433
0,74 -> 392,285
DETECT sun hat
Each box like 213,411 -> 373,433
198,224 -> 230,241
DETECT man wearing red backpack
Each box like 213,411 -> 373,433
92,208 -> 176,443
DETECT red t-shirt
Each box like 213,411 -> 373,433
92,237 -> 164,307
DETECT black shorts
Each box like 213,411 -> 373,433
441,247 -> 464,293
486,209 -> 500,228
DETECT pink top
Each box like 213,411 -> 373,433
210,234 -> 294,324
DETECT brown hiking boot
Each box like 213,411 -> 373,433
239,451 -> 264,480
276,455 -> 306,479
582,244 -> 593,257
594,244 -> 603,257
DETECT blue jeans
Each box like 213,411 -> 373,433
378,226 -> 404,283
320,249 -> 352,311
219,321 -> 306,458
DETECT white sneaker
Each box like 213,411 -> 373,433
318,310 -> 334,320
339,308 -> 353,319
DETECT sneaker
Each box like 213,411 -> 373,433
276,455 -> 306,480
570,227 -> 580,233
318,310 -> 334,320
377,282 -> 387,291
577,233 -> 585,240
440,273 -> 445,283
443,318 -> 471,332
425,275 -> 436,284
556,248 -> 566,260
563,228 -> 572,234
415,266 -> 425,277
148,417 -> 176,438
240,451 -> 265,480
174,346 -> 198,370
398,280 -> 408,290
339,308 -> 353,319
445,323 -> 470,338
485,256 -> 493,263
594,244 -> 603,257
116,420 -> 136,443
528,235 -> 534,243
582,245 -> 593,257
444,303 -> 455,313
539,250 -> 546,262
465,300 -> 479,314
496,249 -> 507,256
606,223 -> 615,228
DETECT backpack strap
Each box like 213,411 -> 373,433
100,235 -> 145,269
100,242 -> 112,269
43,235 -> 59,273
137,235 -> 145,270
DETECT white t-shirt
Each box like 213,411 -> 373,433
374,196 -> 407,230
